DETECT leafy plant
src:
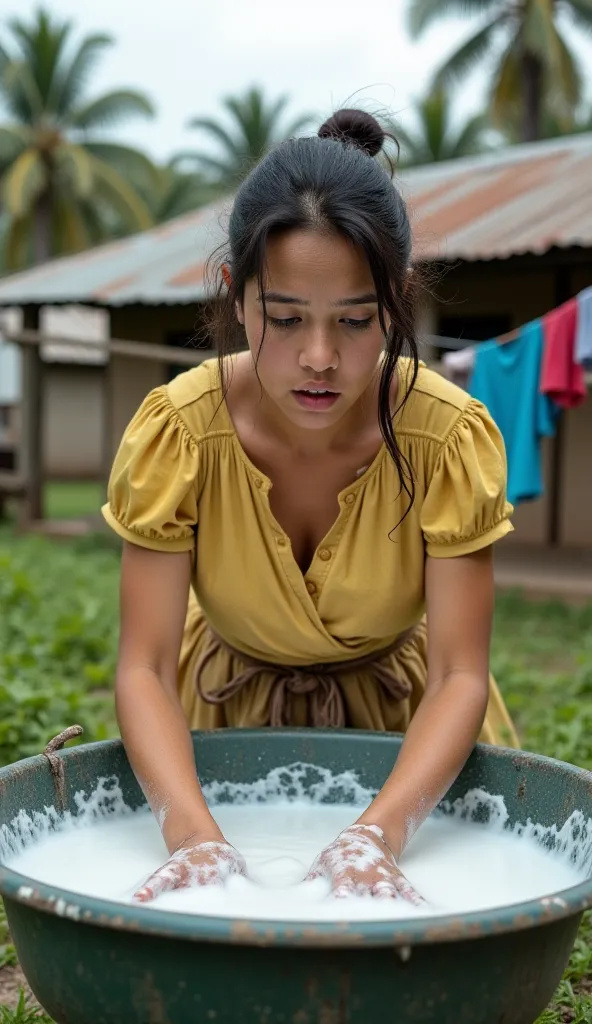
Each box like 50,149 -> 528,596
0,992 -> 52,1024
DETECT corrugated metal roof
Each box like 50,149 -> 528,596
0,134 -> 591,307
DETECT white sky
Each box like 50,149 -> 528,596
2,0 -> 592,162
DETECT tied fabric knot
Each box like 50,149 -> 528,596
194,627 -> 419,728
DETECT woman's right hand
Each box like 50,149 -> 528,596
134,837 -> 247,903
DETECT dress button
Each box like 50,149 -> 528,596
254,477 -> 263,488
306,580 -> 317,595
277,536 -> 286,547
344,493 -> 355,505
318,548 -> 331,561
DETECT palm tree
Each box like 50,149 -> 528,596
502,101 -> 592,144
407,0 -> 592,142
392,87 -> 493,166
139,161 -> 221,224
0,8 -> 157,270
176,86 -> 312,191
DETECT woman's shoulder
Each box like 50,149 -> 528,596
396,358 -> 479,444
161,358 -> 228,440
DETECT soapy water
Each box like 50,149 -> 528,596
1,764 -> 591,922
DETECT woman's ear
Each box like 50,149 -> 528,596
222,263 -> 244,325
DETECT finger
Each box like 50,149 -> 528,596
372,880 -> 400,899
133,862 -> 182,902
133,885 -> 155,903
396,879 -> 425,906
332,879 -> 358,899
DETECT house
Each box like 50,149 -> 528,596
0,136 -> 590,555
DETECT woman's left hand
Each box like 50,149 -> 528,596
306,823 -> 424,903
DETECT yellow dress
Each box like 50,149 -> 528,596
102,358 -> 519,748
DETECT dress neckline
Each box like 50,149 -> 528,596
208,356 -> 403,497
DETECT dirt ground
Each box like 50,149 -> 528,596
0,963 -> 40,1010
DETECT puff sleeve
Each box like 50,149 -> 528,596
101,387 -> 199,552
420,400 -> 514,558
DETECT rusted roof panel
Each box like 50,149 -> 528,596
0,134 -> 591,307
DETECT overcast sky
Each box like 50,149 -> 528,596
2,0 -> 592,162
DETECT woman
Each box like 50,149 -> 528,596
103,109 -> 519,906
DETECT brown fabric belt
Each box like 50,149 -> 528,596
194,625 -> 418,728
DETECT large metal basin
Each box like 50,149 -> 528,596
0,729 -> 591,1024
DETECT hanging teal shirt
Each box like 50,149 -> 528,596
468,321 -> 558,505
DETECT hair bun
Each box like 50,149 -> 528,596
318,109 -> 385,158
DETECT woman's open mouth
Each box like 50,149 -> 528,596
292,389 -> 341,411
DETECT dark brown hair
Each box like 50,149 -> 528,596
206,107 -> 419,519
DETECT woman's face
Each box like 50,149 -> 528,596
238,229 -> 388,432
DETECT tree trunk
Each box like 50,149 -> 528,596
521,51 -> 543,142
33,189 -> 52,265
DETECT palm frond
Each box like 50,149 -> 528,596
51,189 -> 92,253
1,211 -> 32,271
521,0 -> 563,68
450,112 -> 493,157
490,37 -> 522,128
187,117 -> 243,159
70,89 -> 154,130
53,142 -> 94,198
8,9 -> 71,108
2,61 -> 44,124
421,89 -> 449,160
49,33 -> 112,118
0,124 -> 31,167
406,0 -> 499,39
433,15 -> 505,89
86,153 -> 153,230
183,151 -> 243,182
84,142 -> 159,191
0,40 -> 12,79
0,147 -> 46,216
544,25 -> 584,112
566,0 -> 592,33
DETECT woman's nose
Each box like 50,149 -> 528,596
300,327 -> 338,372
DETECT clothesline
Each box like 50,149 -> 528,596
440,286 -> 592,403
436,288 -> 592,528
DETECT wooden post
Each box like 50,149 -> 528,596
18,306 -> 44,525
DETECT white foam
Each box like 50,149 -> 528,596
2,765 -> 590,923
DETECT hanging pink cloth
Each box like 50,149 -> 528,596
540,298 -> 587,408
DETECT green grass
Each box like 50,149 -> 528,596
0,527 -> 591,1021
0,995 -> 53,1024
44,481 -> 103,520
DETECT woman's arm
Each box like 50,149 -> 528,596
117,542 -> 246,901
308,547 -> 494,900
356,546 -> 494,857
116,542 -> 222,854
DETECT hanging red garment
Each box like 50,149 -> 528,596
540,298 -> 587,408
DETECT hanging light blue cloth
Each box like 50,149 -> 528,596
468,320 -> 559,506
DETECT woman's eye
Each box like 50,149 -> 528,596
342,317 -> 374,330
268,316 -> 301,329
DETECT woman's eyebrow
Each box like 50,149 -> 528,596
259,291 -> 378,306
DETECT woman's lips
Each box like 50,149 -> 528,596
292,389 -> 341,411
